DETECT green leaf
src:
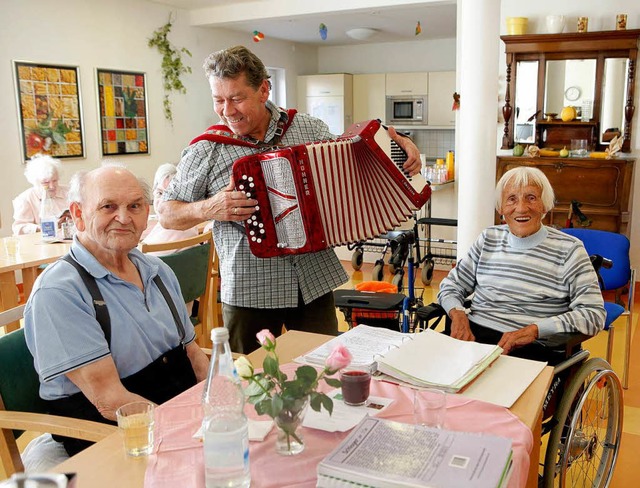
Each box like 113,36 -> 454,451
270,394 -> 283,418
295,365 -> 318,384
309,392 -> 323,412
255,398 -> 272,416
320,394 -> 334,416
263,355 -> 280,377
324,377 -> 342,388
52,132 -> 66,146
245,378 -> 266,397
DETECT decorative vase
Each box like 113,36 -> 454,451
274,396 -> 309,456
545,15 -> 565,34
506,17 -> 528,35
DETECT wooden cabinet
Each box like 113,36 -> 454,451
500,29 -> 640,153
298,74 -> 350,97
297,74 -> 353,135
496,156 -> 635,234
353,74 -> 386,122
385,72 -> 428,96
427,71 -> 456,127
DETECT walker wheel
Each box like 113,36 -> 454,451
351,248 -> 364,271
421,260 -> 435,286
372,262 -> 384,281
392,270 -> 404,293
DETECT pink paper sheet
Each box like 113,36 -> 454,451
144,363 -> 533,487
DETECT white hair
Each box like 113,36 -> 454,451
495,166 -> 555,213
153,163 -> 178,190
24,154 -> 61,186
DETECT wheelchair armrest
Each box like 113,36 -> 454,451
415,302 -> 446,322
535,332 -> 592,357
415,302 -> 448,329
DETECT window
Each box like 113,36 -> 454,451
267,67 -> 286,107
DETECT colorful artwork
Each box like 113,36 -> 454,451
97,69 -> 149,156
13,61 -> 85,160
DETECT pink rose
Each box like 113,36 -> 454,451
325,344 -> 352,372
256,329 -> 276,350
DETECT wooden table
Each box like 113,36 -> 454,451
52,330 -> 554,487
0,233 -> 71,330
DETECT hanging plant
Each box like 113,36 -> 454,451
148,14 -> 192,123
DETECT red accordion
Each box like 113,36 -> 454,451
232,119 -> 431,258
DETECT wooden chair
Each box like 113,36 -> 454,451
0,305 -> 115,476
140,231 -> 218,348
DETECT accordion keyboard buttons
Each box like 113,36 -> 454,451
239,174 -> 264,245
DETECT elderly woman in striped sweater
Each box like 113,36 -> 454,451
437,166 -> 605,363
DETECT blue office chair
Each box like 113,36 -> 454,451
562,228 -> 635,388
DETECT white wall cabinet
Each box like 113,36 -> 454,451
385,72 -> 428,96
353,74 -> 386,122
427,71 -> 456,127
297,74 -> 353,134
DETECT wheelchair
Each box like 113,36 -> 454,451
415,304 -> 624,488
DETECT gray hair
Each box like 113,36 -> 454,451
495,166 -> 555,213
153,163 -> 177,190
24,154 -> 61,186
203,45 -> 271,90
68,165 -> 151,206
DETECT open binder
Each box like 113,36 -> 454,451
297,325 -> 502,393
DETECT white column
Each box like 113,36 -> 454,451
455,0 -> 501,258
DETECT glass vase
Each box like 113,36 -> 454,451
274,396 -> 309,456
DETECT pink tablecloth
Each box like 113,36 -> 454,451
144,364 -> 533,487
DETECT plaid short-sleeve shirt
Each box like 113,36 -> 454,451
163,101 -> 348,308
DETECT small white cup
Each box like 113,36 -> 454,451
546,15 -> 565,34
414,388 -> 446,428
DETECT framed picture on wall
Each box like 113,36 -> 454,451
96,68 -> 149,156
13,61 -> 86,161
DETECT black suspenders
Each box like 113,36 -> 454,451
61,254 -> 186,346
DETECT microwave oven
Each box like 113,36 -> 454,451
386,95 -> 426,125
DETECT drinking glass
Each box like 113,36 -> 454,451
340,371 -> 371,406
3,237 -> 20,256
571,139 -> 589,158
414,388 -> 446,428
116,401 -> 155,456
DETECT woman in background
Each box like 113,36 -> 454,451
141,163 -> 200,254
12,154 -> 69,235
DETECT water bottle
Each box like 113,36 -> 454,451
202,328 -> 250,488
39,186 -> 57,242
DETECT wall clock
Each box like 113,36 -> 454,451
564,86 -> 581,102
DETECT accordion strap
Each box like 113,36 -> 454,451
190,108 -> 297,148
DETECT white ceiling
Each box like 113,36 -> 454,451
148,0 -> 457,46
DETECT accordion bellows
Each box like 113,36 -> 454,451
232,119 -> 432,258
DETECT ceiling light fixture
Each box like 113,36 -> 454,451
346,27 -> 379,40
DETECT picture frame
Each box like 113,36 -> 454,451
96,68 -> 149,156
13,61 -> 86,161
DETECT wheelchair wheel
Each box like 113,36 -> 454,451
372,261 -> 384,281
421,259 -> 434,286
543,357 -> 623,488
351,248 -> 364,271
391,269 -> 404,293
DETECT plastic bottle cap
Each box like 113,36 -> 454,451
211,327 -> 229,342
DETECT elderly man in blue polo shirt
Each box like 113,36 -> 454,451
24,165 -> 209,467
